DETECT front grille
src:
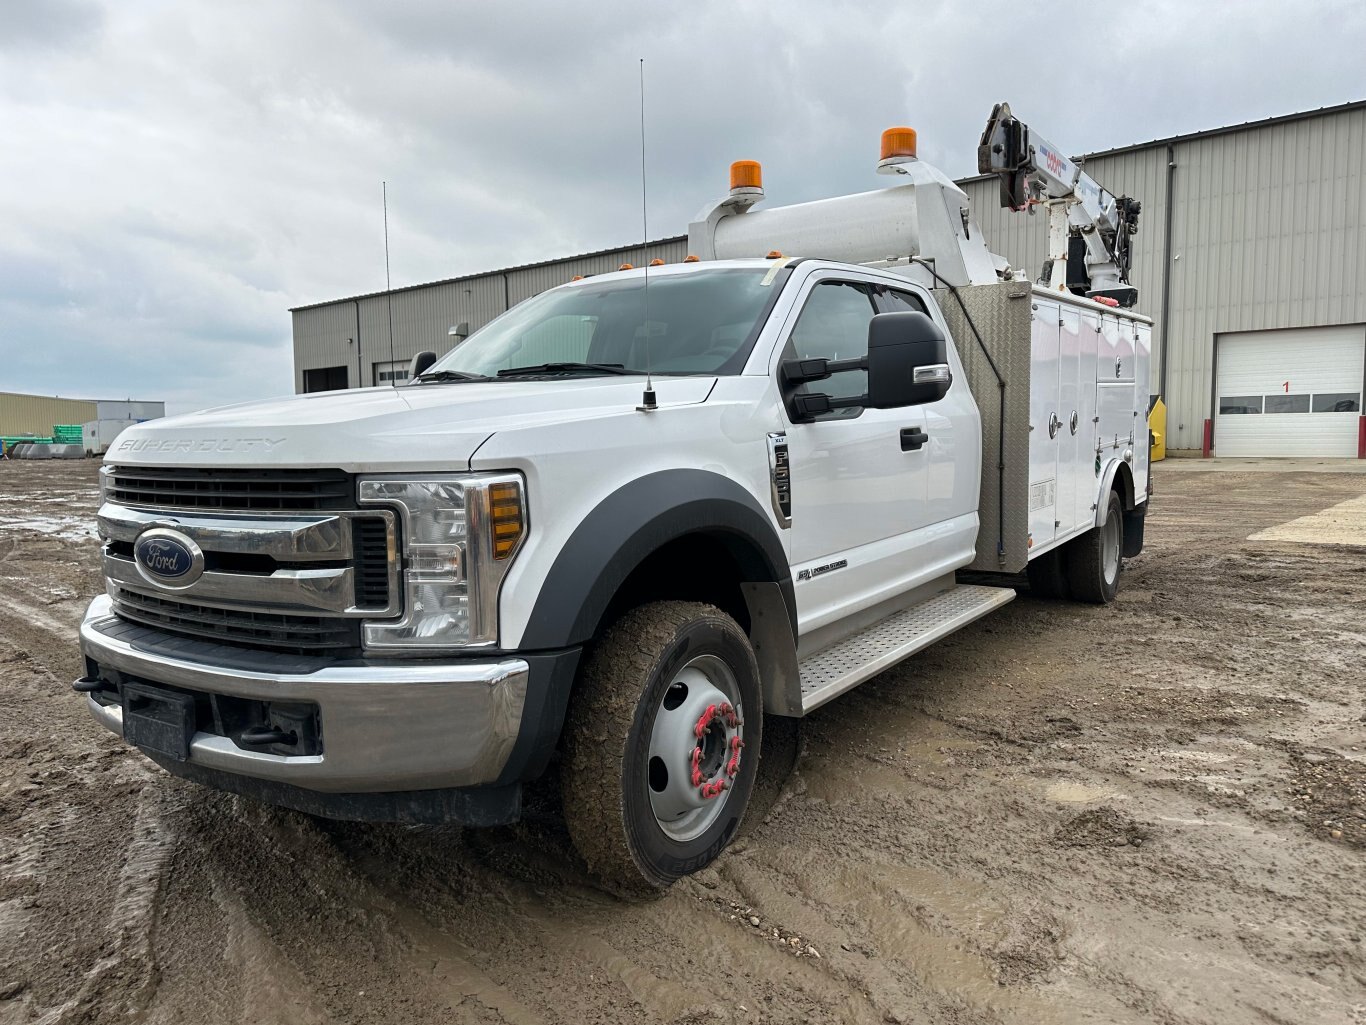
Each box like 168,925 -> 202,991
103,466 -> 397,655
107,466 -> 352,512
352,517 -> 392,608
111,589 -> 360,655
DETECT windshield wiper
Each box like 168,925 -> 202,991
496,362 -> 634,378
415,369 -> 490,383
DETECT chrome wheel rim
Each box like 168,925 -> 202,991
1102,514 -> 1122,586
646,654 -> 744,843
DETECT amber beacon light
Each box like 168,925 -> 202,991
729,160 -> 763,191
880,126 -> 918,161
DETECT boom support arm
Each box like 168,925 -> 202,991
978,102 -> 1141,306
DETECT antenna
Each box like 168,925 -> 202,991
636,58 -> 657,412
383,181 -> 396,386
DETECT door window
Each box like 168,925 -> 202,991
787,281 -> 879,412
1311,392 -> 1360,412
1219,396 -> 1263,414
1264,394 -> 1310,414
878,289 -> 930,316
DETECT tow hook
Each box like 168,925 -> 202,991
72,677 -> 102,693
238,725 -> 298,747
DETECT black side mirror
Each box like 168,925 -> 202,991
866,312 -> 951,408
409,351 -> 437,379
779,311 -> 951,422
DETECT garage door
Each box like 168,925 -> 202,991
1215,325 -> 1365,457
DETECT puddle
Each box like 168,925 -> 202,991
1044,781 -> 1123,804
0,515 -> 98,541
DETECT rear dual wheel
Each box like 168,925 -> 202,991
1067,490 -> 1124,604
1028,489 -> 1124,604
561,601 -> 762,892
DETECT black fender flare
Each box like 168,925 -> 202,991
519,469 -> 795,651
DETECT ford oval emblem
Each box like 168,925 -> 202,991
133,528 -> 204,588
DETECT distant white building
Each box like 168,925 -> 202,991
0,392 -> 165,439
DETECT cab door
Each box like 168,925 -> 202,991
777,273 -> 936,646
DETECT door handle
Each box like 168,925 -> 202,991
1048,412 -> 1062,439
900,427 -> 928,451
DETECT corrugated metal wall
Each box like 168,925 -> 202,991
291,106 -> 1366,454
1162,106 -> 1366,452
0,393 -> 98,436
964,105 -> 1366,451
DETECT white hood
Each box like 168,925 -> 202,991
108,376 -> 716,471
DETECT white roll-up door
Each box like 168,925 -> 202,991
1215,326 -> 1364,457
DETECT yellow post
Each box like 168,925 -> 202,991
1148,398 -> 1167,461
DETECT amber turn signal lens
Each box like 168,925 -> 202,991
649,258 -> 664,266
683,254 -> 700,263
729,160 -> 762,191
880,126 -> 918,161
619,263 -> 633,271
488,482 -> 524,560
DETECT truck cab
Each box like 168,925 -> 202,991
76,112 -> 1151,890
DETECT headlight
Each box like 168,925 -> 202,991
358,474 -> 526,650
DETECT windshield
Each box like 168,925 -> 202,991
423,268 -> 776,379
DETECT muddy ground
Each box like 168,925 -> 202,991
1,459 -> 1363,1025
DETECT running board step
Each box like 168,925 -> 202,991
798,584 -> 1015,714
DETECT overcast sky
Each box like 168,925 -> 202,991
2,0 -> 1363,413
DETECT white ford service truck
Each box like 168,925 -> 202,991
76,105 -> 1152,889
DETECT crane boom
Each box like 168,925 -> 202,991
978,102 -> 1141,307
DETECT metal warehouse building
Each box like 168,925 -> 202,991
292,100 -> 1366,458
0,392 -> 165,438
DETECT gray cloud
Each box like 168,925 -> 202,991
0,0 -> 104,52
1,0 -> 1362,413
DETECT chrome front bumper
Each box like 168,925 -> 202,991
79,595 -> 528,793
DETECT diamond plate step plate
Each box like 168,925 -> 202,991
798,584 -> 1015,713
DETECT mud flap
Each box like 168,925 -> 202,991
1122,504 -> 1146,558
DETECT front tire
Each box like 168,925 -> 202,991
1066,489 -> 1124,604
561,601 -> 763,891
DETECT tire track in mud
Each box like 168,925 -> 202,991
28,785 -> 180,1025
156,805 -> 555,1025
0,591 -> 83,649
343,896 -> 547,1025
328,818 -> 877,1023
456,815 -> 891,1021
720,845 -> 1146,1025
213,892 -> 332,1025
453,843 -> 725,1022
341,826 -> 687,1023
6,452 -> 1366,1025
